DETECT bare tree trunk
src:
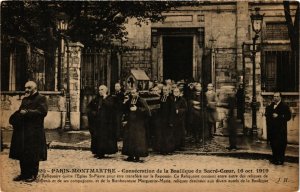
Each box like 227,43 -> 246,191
283,1 -> 299,91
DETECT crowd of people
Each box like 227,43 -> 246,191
8,80 -> 292,182
86,79 -> 238,162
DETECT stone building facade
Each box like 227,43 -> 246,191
120,1 -> 299,143
1,1 -> 298,143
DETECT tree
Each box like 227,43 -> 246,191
1,1 -> 181,49
1,1 -> 182,90
283,1 -> 299,91
283,1 -> 299,52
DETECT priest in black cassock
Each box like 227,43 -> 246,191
87,85 -> 118,159
122,88 -> 151,162
153,86 -> 175,154
169,87 -> 187,150
112,83 -> 125,140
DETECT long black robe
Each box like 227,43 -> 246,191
112,91 -> 125,139
236,87 -> 245,122
169,96 -> 187,149
122,96 -> 151,157
87,95 -> 118,155
226,95 -> 237,148
153,95 -> 175,153
189,91 -> 208,142
9,92 -> 48,162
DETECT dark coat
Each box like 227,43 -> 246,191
205,90 -> 218,123
153,95 -> 175,153
189,91 -> 208,140
122,96 -> 151,157
112,91 -> 125,111
265,101 -> 291,147
112,91 -> 125,138
9,92 -> 48,161
169,96 -> 187,148
236,88 -> 245,121
226,95 -> 237,148
87,95 -> 118,155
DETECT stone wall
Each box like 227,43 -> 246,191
124,18 -> 152,49
1,93 -> 64,129
121,49 -> 152,80
215,49 -> 237,89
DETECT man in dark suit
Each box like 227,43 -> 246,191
9,81 -> 48,182
265,92 -> 291,165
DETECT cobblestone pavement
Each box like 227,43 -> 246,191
0,149 -> 298,192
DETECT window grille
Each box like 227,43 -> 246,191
1,43 -> 47,91
262,51 -> 298,92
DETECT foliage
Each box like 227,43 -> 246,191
1,1 -> 182,49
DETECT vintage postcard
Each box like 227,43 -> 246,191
1,1 -> 299,192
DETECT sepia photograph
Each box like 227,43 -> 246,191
0,1 -> 299,191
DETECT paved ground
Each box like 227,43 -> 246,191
2,129 -> 299,159
0,149 -> 298,192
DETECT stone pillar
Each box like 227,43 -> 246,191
236,2 -> 249,77
244,43 -> 263,138
62,42 -> 84,130
151,46 -> 158,80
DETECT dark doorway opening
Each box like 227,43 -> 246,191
163,36 -> 193,81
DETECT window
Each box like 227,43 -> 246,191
262,22 -> 298,92
262,51 -> 298,92
1,41 -> 48,91
1,44 -> 27,91
265,22 -> 289,40
29,49 -> 46,91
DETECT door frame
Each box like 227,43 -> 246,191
151,28 -> 203,82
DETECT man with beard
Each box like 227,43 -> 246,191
9,81 -> 48,182
122,88 -> 151,162
112,83 -> 125,140
189,83 -> 208,144
169,87 -> 187,150
87,85 -> 118,159
153,86 -> 175,154
265,92 -> 291,165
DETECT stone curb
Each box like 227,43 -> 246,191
2,140 -> 298,163
45,143 -> 298,163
